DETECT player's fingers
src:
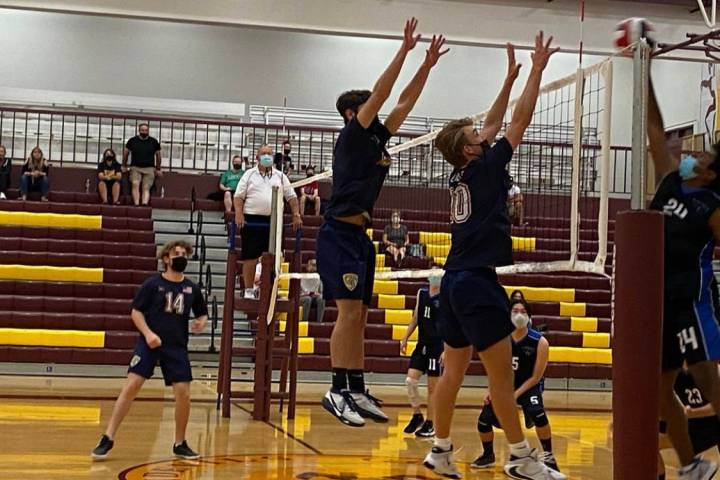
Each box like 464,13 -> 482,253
439,48 -> 450,57
545,35 -> 554,50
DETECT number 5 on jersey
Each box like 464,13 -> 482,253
164,292 -> 185,314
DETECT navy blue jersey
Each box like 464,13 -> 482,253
444,137 -> 514,270
674,368 -> 709,408
512,328 -> 543,390
417,288 -> 442,345
650,172 -> 720,300
132,274 -> 208,346
324,116 -> 392,223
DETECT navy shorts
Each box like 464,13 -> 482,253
477,385 -> 545,431
316,218 -> 375,305
408,342 -> 444,377
128,337 -> 193,386
440,268 -> 513,352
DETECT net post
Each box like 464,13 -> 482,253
266,185 -> 284,324
569,68 -> 585,266
631,40 -> 651,210
595,60 -> 613,269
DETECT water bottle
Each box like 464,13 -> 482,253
84,178 -> 90,193
160,186 -> 165,198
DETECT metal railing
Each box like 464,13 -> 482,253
188,187 -> 197,234
209,295 -> 218,354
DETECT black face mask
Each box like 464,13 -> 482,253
284,148 -> 291,155
170,256 -> 188,273
233,163 -> 242,170
139,133 -> 149,139
105,156 -> 115,163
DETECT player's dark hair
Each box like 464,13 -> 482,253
435,118 -> 474,168
509,289 -> 525,301
510,298 -> 530,313
157,240 -> 193,262
138,122 -> 149,130
336,90 -> 372,124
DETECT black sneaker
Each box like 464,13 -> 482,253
415,420 -> 435,438
540,451 -> 561,473
471,451 -> 496,469
91,434 -> 114,460
173,440 -> 200,459
404,413 -> 424,434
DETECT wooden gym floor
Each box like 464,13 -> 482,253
0,375 -> 709,479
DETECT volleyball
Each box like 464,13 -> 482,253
615,17 -> 655,50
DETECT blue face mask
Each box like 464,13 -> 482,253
259,154 -> 273,168
679,155 -> 698,180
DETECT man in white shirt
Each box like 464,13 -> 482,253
234,144 -> 302,298
507,177 -> 525,226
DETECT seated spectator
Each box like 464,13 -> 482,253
299,259 -> 325,323
219,155 -> 245,213
299,165 -> 321,216
0,145 -> 9,199
510,289 -> 525,302
97,148 -> 122,204
383,210 -> 410,266
20,146 -> 49,201
507,177 -> 526,226
273,140 -> 294,175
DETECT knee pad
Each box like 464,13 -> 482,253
405,377 -> 421,408
525,404 -> 549,428
477,407 -> 495,433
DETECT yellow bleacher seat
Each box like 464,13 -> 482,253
503,286 -> 575,303
434,257 -> 447,266
582,332 -> 610,349
279,276 -> 290,290
373,241 -> 380,253
0,211 -> 102,229
549,346 -> 612,364
0,328 -> 104,348
374,280 -> 398,295
426,244 -> 450,258
385,309 -> 413,325
560,302 -> 586,317
376,254 -> 385,268
298,337 -> 314,354
571,317 -> 598,333
0,265 -> 103,283
419,232 -> 451,245
278,321 -> 308,337
401,340 -> 416,357
378,294 -> 406,310
392,325 -> 417,341
512,237 -> 536,251
376,266 -> 391,273
281,262 -> 289,274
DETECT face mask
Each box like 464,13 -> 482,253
306,172 -> 314,178
428,275 -> 442,289
139,133 -> 149,139
511,312 -> 530,329
233,163 -> 242,170
170,256 -> 188,273
284,148 -> 291,155
679,155 -> 699,180
105,156 -> 115,162
259,154 -> 274,168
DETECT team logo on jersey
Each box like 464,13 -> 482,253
130,355 -> 141,368
343,273 -> 359,291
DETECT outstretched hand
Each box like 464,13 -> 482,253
506,43 -> 521,81
423,34 -> 450,68
531,31 -> 560,72
401,17 -> 421,52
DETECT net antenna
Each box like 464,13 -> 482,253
697,0 -> 717,29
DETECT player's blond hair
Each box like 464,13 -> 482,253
435,118 -> 474,168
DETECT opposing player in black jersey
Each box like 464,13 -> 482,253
472,300 -> 560,473
400,274 -> 444,438
427,33 -> 563,480
648,66 -> 720,479
316,18 -> 448,428
91,240 -> 208,460
659,367 -> 720,480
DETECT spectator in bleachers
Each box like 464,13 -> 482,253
299,165 -> 321,216
510,289 -> 525,302
20,146 -> 50,202
219,155 -> 245,213
0,145 -> 9,199
383,210 -> 410,266
97,148 -> 122,205
300,259 -> 325,323
273,139 -> 294,175
234,144 -> 302,299
507,177 -> 526,226
123,123 -> 162,206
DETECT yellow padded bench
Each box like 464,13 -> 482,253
378,294 -> 406,310
298,337 -> 314,354
278,320 -> 308,337
560,302 -> 586,317
571,317 -> 598,333
376,254 -> 385,268
374,280 -> 398,295
0,211 -> 102,229
392,325 -> 417,341
0,265 -> 103,283
503,286 -> 575,303
384,309 -> 413,325
0,328 -> 105,348
582,332 -> 610,349
549,346 -> 612,365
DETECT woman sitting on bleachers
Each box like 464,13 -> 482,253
20,146 -> 50,202
383,209 -> 410,266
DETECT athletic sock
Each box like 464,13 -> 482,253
347,369 -> 365,393
540,438 -> 553,453
434,436 -> 452,451
509,439 -> 532,458
482,440 -> 495,456
331,368 -> 347,393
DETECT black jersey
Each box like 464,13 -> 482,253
416,288 -> 442,345
512,328 -> 544,389
444,138 -> 514,271
674,368 -> 709,408
324,116 -> 391,224
132,274 -> 208,346
650,172 -> 720,300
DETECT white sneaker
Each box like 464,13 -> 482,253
505,449 -> 567,480
321,390 -> 365,427
423,445 -> 462,479
679,457 -> 718,480
0,192 -> 6,200
243,288 -> 255,299
349,390 -> 388,422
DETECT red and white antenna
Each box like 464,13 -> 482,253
579,0 -> 585,66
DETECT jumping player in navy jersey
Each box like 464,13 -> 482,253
91,240 -> 208,461
647,65 -> 720,480
316,18 -> 449,428
400,273 -> 444,438
427,33 -> 563,480
472,300 -> 560,474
